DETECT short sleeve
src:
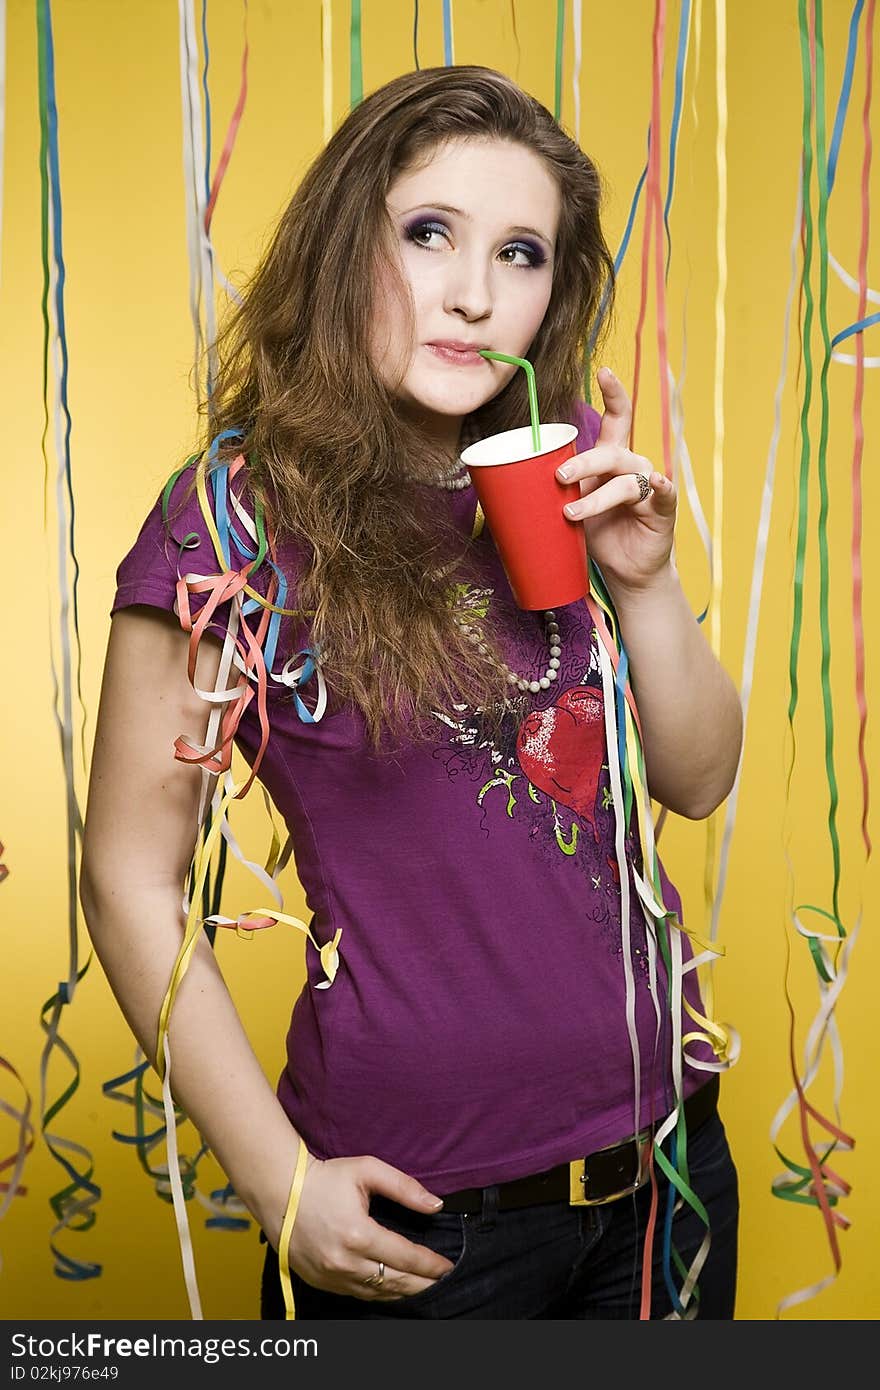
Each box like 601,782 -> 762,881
112,465 -> 205,621
111,461 -> 305,654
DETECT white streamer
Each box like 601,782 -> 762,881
571,0 -> 582,143
709,163 -> 805,950
595,633 -> 644,1140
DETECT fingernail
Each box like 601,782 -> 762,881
564,502 -> 579,517
430,1198 -> 444,1209
557,464 -> 574,480
600,366 -> 615,382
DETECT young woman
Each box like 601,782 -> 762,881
81,65 -> 743,1320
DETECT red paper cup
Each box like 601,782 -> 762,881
460,423 -> 587,610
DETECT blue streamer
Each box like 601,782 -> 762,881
37,0 -> 102,1282
201,0 -> 212,205
442,0 -> 453,65
616,647 -> 629,804
663,0 -> 691,285
832,311 -> 880,345
826,0 -> 864,194
40,0 -> 82,671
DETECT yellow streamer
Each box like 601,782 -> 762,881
154,778 -> 240,1079
589,577 -> 733,1063
278,1136 -> 311,1319
700,0 -> 729,1037
155,770 -> 341,1077
194,459 -> 308,618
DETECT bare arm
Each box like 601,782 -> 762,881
557,374 -> 742,821
80,606 -> 450,1300
606,562 -> 743,820
79,607 -> 303,1245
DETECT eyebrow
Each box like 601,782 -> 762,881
400,203 -> 554,249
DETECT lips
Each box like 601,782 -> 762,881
425,343 -> 487,365
427,341 -> 487,352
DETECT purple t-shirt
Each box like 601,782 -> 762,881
112,404 -> 712,1192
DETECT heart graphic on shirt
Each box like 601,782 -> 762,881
516,686 -> 605,841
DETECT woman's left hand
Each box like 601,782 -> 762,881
556,367 -> 677,595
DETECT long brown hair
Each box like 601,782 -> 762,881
188,65 -> 616,754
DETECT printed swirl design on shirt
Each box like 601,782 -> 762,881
430,594 -> 644,963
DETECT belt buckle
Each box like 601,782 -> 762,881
568,1131 -> 653,1207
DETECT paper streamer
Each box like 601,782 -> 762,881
135,426 -> 332,1321
587,0 -> 737,1110
34,0 -> 862,1325
203,0 -> 250,245
768,0 -> 870,1318
556,19 -> 734,1312
838,0 -> 873,862
412,0 -> 420,69
154,0 -> 263,1295
627,0 -> 673,480
583,0 -> 867,1317
554,0 -> 565,122
710,165 -> 804,1010
0,1056 -> 36,1284
712,0 -> 874,981
99,0 -> 258,1311
442,0 -> 454,66
587,562 -> 733,1317
350,0 -> 362,106
584,0 -> 713,620
101,1049 -> 250,1235
35,0 -> 104,1282
571,0 -> 582,143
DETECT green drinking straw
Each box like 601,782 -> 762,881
477,350 -> 541,453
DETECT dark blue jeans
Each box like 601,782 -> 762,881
260,1109 -> 738,1319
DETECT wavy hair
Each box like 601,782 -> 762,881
188,65 -> 616,753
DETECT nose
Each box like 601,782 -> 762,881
443,247 -> 492,322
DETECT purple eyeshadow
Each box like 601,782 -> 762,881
403,216 -> 547,268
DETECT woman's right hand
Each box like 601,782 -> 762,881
280,1154 -> 456,1301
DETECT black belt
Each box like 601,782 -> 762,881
439,1074 -> 720,1213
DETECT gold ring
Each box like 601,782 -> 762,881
362,1260 -> 385,1287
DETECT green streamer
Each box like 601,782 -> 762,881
789,0 -> 845,986
350,0 -> 362,107
554,0 -> 565,122
810,1 -> 843,939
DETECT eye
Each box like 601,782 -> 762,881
404,219 -> 449,250
499,242 -> 546,269
403,219 -> 546,269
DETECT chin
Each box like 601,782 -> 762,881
403,377 -> 488,418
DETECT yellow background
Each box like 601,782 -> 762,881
2,0 -> 878,1320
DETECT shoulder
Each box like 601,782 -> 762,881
111,450 -> 280,624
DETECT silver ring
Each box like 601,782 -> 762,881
362,1260 -> 385,1287
634,471 -> 652,503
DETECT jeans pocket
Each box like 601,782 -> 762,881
368,1196 -> 469,1308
